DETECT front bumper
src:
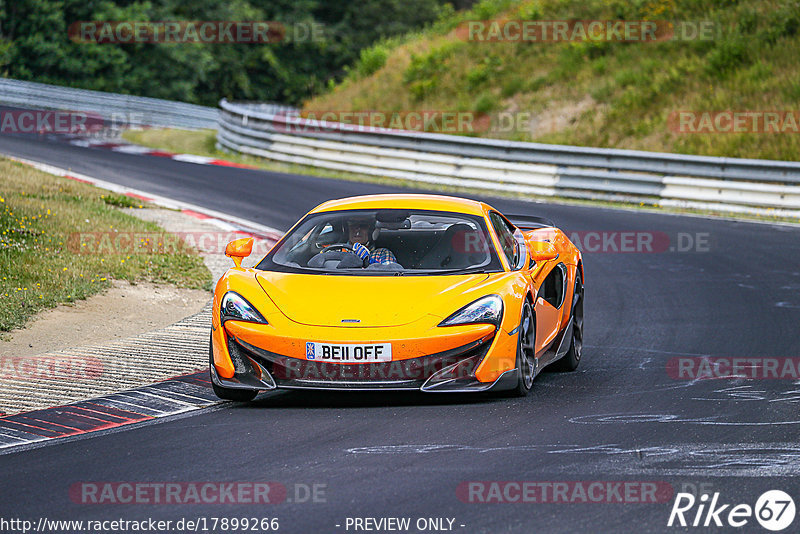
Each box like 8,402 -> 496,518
211,328 -> 519,394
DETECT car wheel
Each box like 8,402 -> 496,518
552,272 -> 583,372
209,333 -> 258,402
511,300 -> 536,397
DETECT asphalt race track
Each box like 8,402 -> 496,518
2,133 -> 800,533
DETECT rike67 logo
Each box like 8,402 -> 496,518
668,490 -> 796,531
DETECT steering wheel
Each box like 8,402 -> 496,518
320,242 -> 368,267
321,242 -> 354,253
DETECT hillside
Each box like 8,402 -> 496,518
304,0 -> 800,161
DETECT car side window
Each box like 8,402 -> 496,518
489,212 -> 518,269
540,264 -> 567,308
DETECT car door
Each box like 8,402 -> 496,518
534,262 -> 568,352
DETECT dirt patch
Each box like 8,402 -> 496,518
0,280 -> 210,358
528,95 -> 600,136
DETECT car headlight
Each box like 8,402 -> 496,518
438,295 -> 503,328
220,292 -> 267,324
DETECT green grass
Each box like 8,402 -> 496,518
123,128 -> 219,155
0,159 -> 211,331
304,0 -> 800,161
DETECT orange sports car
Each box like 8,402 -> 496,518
210,194 -> 583,400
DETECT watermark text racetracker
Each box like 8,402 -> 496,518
1,355 -> 103,381
68,231 -> 274,256
667,357 -> 800,380
0,109 -> 151,135
669,111 -> 800,134
457,481 -> 674,503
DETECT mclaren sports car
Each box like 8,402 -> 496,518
210,194 -> 584,400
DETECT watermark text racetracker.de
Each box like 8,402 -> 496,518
0,516 -> 280,533
69,481 -> 326,505
457,20 -> 720,42
69,21 -> 324,44
272,110 -> 535,135
452,228 -> 712,254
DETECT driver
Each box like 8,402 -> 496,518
345,215 -> 397,265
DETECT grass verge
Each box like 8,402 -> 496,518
0,158 -> 211,332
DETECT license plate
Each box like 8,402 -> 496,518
305,342 -> 392,362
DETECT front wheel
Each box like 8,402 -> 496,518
209,333 -> 258,402
551,272 -> 583,372
510,301 -> 536,397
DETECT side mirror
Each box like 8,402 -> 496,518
225,237 -> 253,268
529,241 -> 558,262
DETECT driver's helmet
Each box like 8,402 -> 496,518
344,214 -> 376,246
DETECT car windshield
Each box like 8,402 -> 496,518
258,209 -> 503,275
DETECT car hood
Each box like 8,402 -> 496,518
255,271 -> 490,327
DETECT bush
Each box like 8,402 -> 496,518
465,56 -> 501,89
473,92 -> 498,113
527,76 -> 548,92
404,42 -> 461,84
408,79 -> 438,101
760,4 -> 800,44
466,65 -> 490,89
471,0 -> 517,20
356,45 -> 390,78
404,42 -> 462,100
500,76 -> 526,97
518,1 -> 543,20
705,36 -> 750,75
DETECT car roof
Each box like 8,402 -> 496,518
309,194 -> 491,217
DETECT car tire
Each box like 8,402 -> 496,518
510,300 -> 536,397
551,271 -> 583,372
209,333 -> 258,402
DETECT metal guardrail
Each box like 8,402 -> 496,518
217,100 -> 800,216
0,78 -> 218,130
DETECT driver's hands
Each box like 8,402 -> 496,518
352,242 -> 370,262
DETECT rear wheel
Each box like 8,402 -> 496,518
552,272 -> 583,372
510,301 -> 536,397
209,332 -> 258,402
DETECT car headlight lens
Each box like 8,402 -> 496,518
438,295 -> 503,328
220,292 -> 267,324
